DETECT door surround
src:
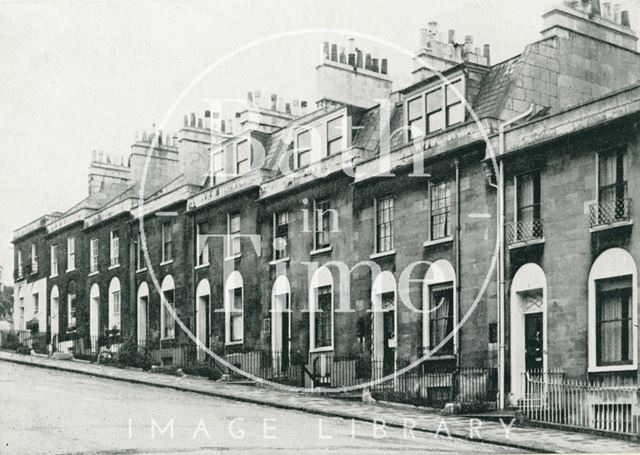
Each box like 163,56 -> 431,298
509,263 -> 547,406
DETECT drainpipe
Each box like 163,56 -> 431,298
454,158 -> 461,371
496,104 -> 534,410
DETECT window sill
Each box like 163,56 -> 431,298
589,220 -> 633,233
88,271 -> 99,277
225,340 -> 243,346
136,268 -> 147,274
66,268 -> 75,273
108,264 -> 120,270
310,246 -> 332,256
49,274 -> 58,279
310,346 -> 334,354
508,237 -> 545,250
370,249 -> 396,260
160,337 -> 175,342
30,271 -> 38,276
422,353 -> 456,361
194,263 -> 210,270
588,363 -> 637,373
269,257 -> 290,266
224,254 -> 242,262
423,236 -> 454,248
160,260 -> 174,266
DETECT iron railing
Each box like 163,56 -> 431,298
589,198 -> 632,227
519,370 -> 639,435
506,219 -> 544,244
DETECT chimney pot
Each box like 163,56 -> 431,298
603,2 -> 611,19
183,114 -> 188,127
448,29 -> 456,44
204,110 -> 211,118
331,43 -> 338,61
221,119 -> 226,133
590,0 -> 601,16
381,58 -> 388,74
612,3 -> 620,23
339,47 -> 346,64
371,58 -> 379,72
247,91 -> 253,102
271,93 -> 278,111
323,42 -> 330,60
285,102 -> 291,114
365,53 -> 372,70
356,49 -> 363,68
348,38 -> 355,53
420,28 -> 429,47
197,118 -> 203,129
483,44 -> 491,64
190,113 -> 196,127
620,10 -> 630,27
348,52 -> 356,66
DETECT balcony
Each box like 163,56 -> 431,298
589,198 -> 632,231
506,219 -> 544,248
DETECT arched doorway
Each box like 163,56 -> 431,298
372,271 -> 397,377
271,276 -> 291,373
137,282 -> 149,345
195,279 -> 211,360
89,283 -> 100,351
509,263 -> 547,405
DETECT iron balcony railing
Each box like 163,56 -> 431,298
589,198 -> 632,227
506,219 -> 544,245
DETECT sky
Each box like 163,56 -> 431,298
0,0 -> 639,285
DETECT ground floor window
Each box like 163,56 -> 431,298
314,285 -> 332,348
429,283 -> 454,354
596,276 -> 632,366
161,289 -> 175,340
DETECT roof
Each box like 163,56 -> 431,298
471,55 -> 520,119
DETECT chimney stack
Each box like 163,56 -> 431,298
612,3 -> 620,23
483,44 -> 491,65
204,110 -> 211,130
448,29 -> 456,44
464,35 -> 473,54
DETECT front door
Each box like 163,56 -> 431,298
272,293 -> 290,373
525,312 -> 544,371
90,296 -> 99,352
381,292 -> 396,377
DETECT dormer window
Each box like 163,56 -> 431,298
406,77 -> 465,142
235,140 -> 250,176
326,117 -> 343,156
296,130 -> 311,169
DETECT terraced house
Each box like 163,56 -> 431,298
9,0 -> 640,426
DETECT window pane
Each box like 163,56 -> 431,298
408,97 -> 423,120
446,103 -> 464,126
327,138 -> 342,156
446,80 -> 463,106
298,149 -> 310,168
327,117 -> 342,141
297,131 -> 310,149
376,196 -> 394,253
426,88 -> 443,113
427,110 -> 445,133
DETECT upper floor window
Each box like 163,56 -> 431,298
110,231 -> 119,267
515,171 -> 542,241
30,244 -> 38,274
426,88 -> 444,133
135,234 -> 146,271
407,96 -> 423,141
597,148 -> 628,223
162,223 -> 173,263
430,182 -> 451,240
235,140 -> 250,176
375,196 -> 394,253
161,288 -> 175,340
445,80 -> 464,126
196,221 -> 210,266
50,245 -> 58,277
17,250 -> 23,279
596,276 -> 632,366
228,213 -> 241,257
211,147 -> 225,186
326,117 -> 343,156
89,238 -> 99,273
296,130 -> 311,169
273,211 -> 289,260
314,199 -> 333,250
406,77 -> 465,142
67,237 -> 75,271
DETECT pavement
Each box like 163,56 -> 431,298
1,349 -> 640,454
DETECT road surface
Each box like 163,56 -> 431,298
0,362 -> 523,454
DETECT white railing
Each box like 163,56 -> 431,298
519,371 -> 639,435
